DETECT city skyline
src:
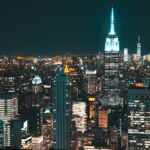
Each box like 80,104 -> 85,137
0,1 -> 150,149
0,0 -> 150,56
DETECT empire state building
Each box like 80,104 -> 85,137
105,7 -> 120,52
104,7 -> 122,106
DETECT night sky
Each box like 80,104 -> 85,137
0,0 -> 150,56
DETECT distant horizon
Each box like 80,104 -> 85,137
0,50 -> 150,58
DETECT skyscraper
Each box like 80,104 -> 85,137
72,102 -> 87,133
137,36 -> 141,57
0,93 -> 18,147
128,87 -> 150,150
53,67 -> 71,149
104,7 -> 122,106
24,106 -> 42,135
85,70 -> 97,95
105,7 -> 120,53
123,48 -> 129,62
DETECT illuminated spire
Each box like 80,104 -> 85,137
138,35 -> 140,43
109,7 -> 116,35
137,35 -> 141,56
105,7 -> 119,52
64,64 -> 70,73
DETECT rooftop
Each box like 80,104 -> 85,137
0,92 -> 16,99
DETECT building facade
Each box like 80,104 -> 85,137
85,70 -> 97,95
104,7 -> 122,106
0,93 -> 18,147
128,88 -> 150,150
53,67 -> 71,149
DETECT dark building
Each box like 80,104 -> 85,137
53,67 -> 71,149
23,106 -> 42,136
11,120 -> 22,148
128,88 -> 150,150
0,120 -> 4,147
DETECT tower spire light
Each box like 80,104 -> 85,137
138,35 -> 140,42
105,7 -> 119,53
109,7 -> 116,35
137,35 -> 141,57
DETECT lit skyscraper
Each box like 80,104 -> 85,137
85,70 -> 97,120
128,87 -> 150,150
137,36 -> 141,57
124,48 -> 129,62
53,67 -> 71,149
85,70 -> 97,95
104,7 -> 122,106
72,102 -> 87,133
0,93 -> 18,147
105,7 -> 120,53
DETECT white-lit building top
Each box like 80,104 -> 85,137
137,36 -> 141,57
44,108 -> 51,114
105,7 -> 120,53
124,48 -> 129,62
85,70 -> 97,75
32,75 -> 42,85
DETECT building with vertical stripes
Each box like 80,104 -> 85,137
53,67 -> 71,149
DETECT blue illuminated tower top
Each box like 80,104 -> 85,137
105,7 -> 120,53
109,7 -> 116,35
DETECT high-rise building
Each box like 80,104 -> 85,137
85,70 -> 97,120
72,102 -> 87,133
128,87 -> 150,150
11,119 -> 22,148
0,120 -> 4,147
104,7 -> 119,53
85,70 -> 97,95
23,106 -> 42,136
0,93 -> 18,147
32,75 -> 42,94
53,67 -> 71,149
104,7 -> 122,106
123,48 -> 129,62
137,36 -> 141,57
